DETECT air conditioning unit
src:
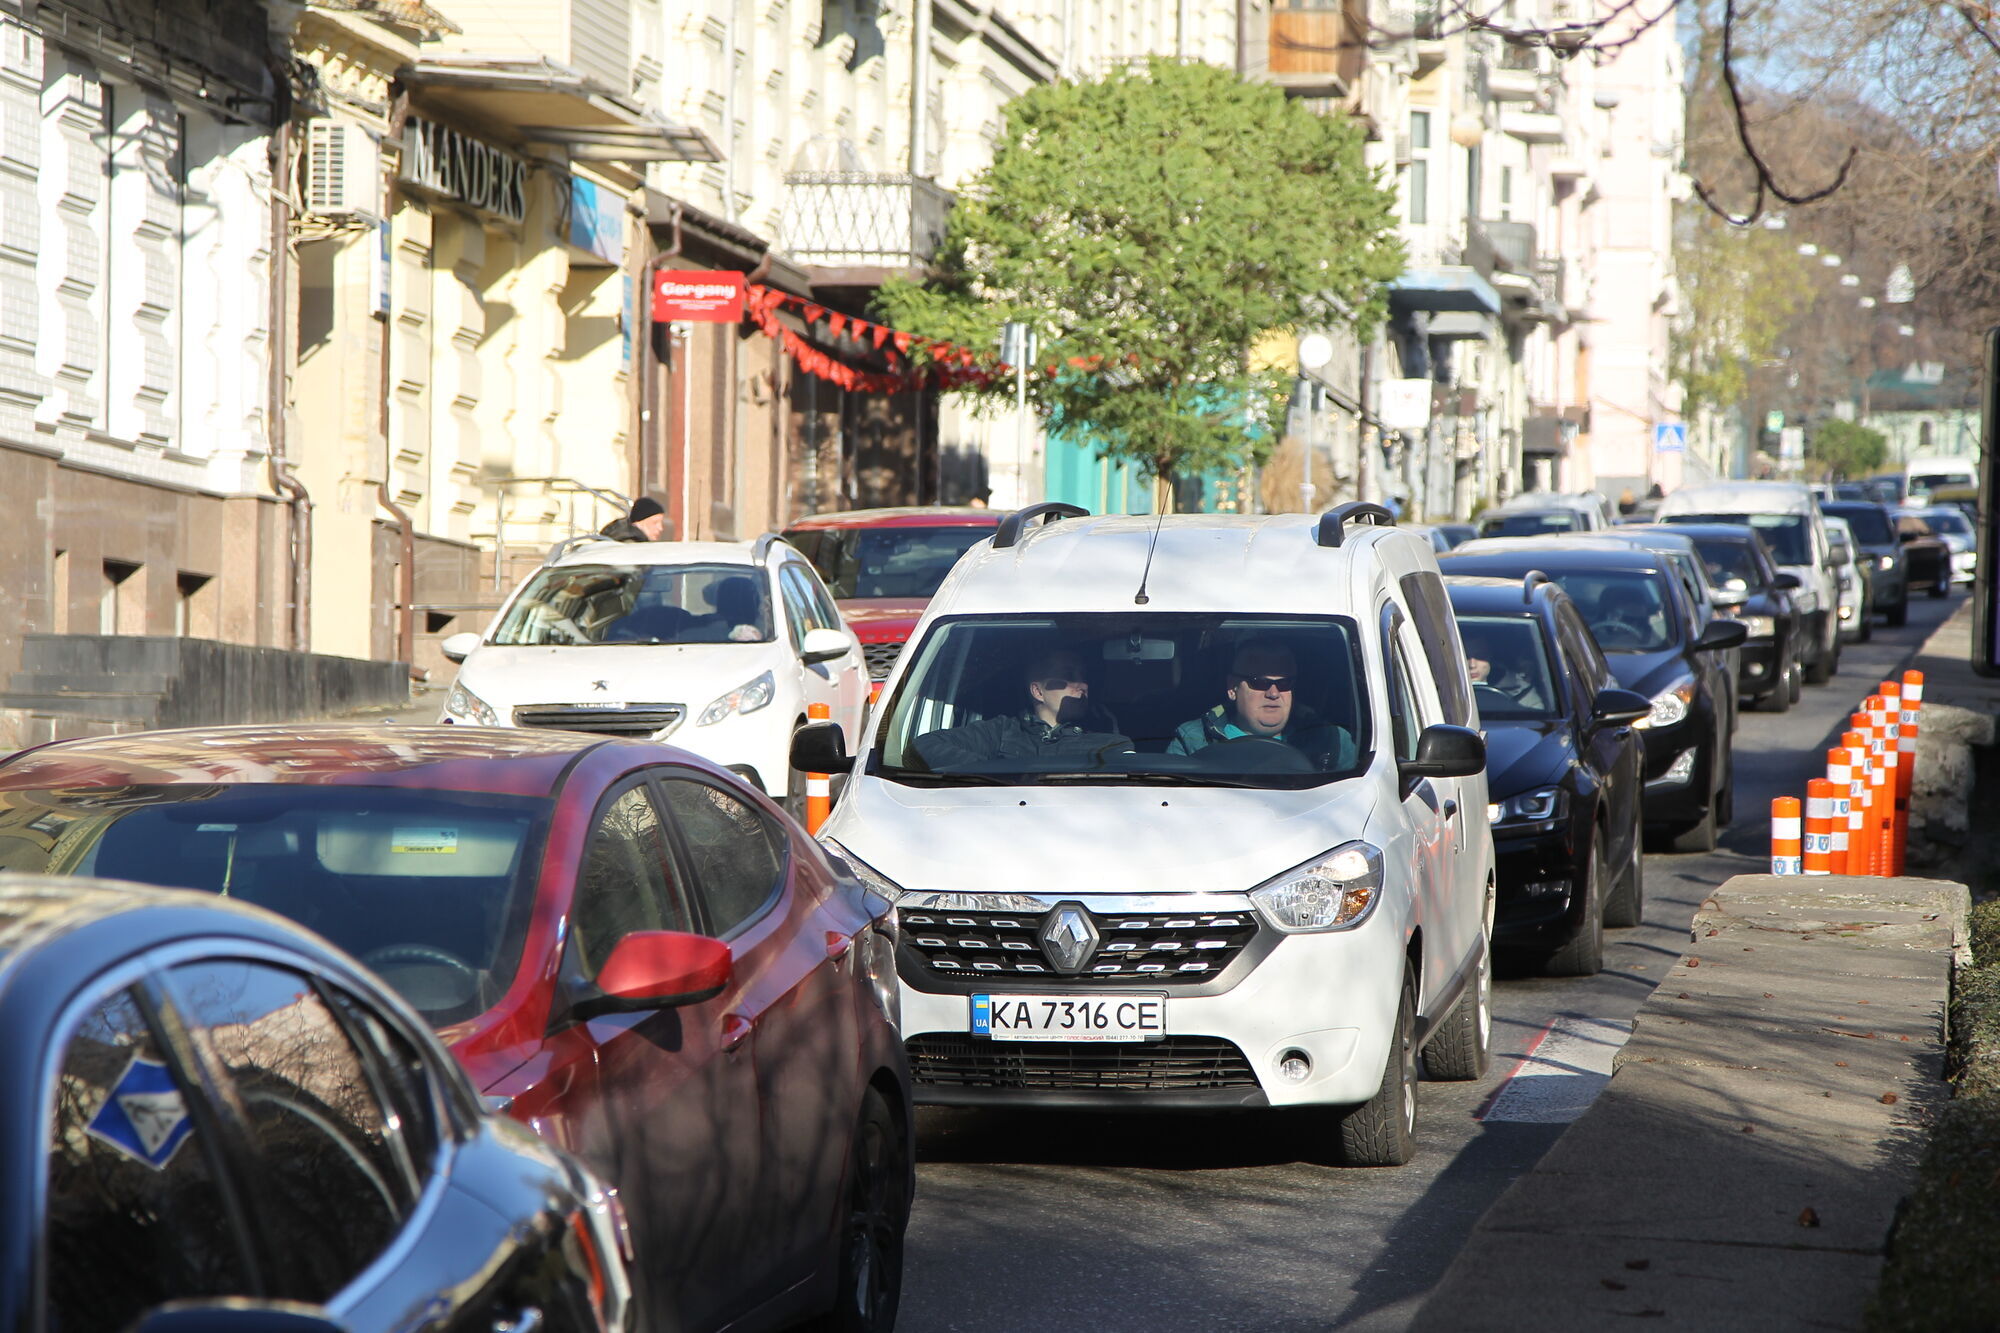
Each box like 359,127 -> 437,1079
303,119 -> 380,218
1394,131 -> 1414,165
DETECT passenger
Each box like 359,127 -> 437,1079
913,649 -> 1133,768
1461,624 -> 1543,709
1167,641 -> 1357,767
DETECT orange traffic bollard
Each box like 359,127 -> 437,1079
1803,779 -> 1836,875
1823,750 -> 1853,874
1841,731 -> 1872,875
1869,694 -> 1902,875
804,702 -> 832,834
1896,670 -> 1924,875
1771,796 -> 1802,876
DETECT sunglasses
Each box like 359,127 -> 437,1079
1236,674 -> 1296,692
1038,676 -> 1085,690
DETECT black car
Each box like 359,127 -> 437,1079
1822,500 -> 1908,628
1442,540 -> 1746,852
1634,522 -> 1804,714
1447,575 -> 1650,975
0,875 -> 633,1333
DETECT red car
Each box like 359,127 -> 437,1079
782,507 -> 1002,687
0,724 -> 911,1333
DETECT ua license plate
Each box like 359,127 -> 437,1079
971,994 -> 1166,1042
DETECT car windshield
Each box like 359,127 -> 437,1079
800,526 -> 992,600
1666,512 -> 1811,566
1912,473 -> 1972,496
1536,571 -> 1677,652
872,613 -> 1371,788
1482,511 -> 1579,537
1456,615 -> 1561,720
1926,509 -> 1972,537
0,785 -> 549,1024
1827,506 -> 1894,545
1687,537 -> 1763,592
490,562 -> 773,646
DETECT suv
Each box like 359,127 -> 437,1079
792,503 -> 1494,1167
438,535 -> 867,807
783,507 -> 1003,688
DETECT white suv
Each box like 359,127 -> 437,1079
795,504 -> 1495,1165
438,535 -> 867,806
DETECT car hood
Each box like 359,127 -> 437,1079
456,643 -> 781,707
825,777 -> 1382,897
835,598 -> 929,642
1481,719 -> 1573,799
1602,647 -> 1696,700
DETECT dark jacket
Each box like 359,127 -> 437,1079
1166,705 -> 1358,769
913,712 -> 1133,770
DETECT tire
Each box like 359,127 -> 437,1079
1758,669 -> 1792,714
1804,626 -> 1836,685
1930,579 -> 1949,599
1602,822 -> 1645,929
1857,593 -> 1874,642
1544,835 -> 1606,976
803,1088 -> 909,1333
1424,927 -> 1491,1081
1338,969 -> 1419,1167
1669,782 -> 1721,854
1788,660 -> 1803,705
1888,600 -> 1909,627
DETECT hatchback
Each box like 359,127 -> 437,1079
1646,523 -> 1804,714
0,725 -> 911,1333
0,875 -> 632,1333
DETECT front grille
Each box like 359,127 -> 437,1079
899,907 -> 1258,986
907,1034 -> 1258,1091
862,641 -> 903,681
513,704 -> 684,738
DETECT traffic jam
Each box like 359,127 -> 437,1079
3,479 -> 1962,1332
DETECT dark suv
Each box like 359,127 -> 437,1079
1637,523 -> 1804,713
1821,500 -> 1908,628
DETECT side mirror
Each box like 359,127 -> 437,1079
1399,724 -> 1486,781
572,931 -> 733,1021
132,1303 -> 348,1333
439,631 -> 482,663
801,626 -> 852,665
1695,619 -> 1748,651
790,720 -> 854,774
1591,687 -> 1653,728
1898,530 -> 1919,544
1771,572 -> 1802,590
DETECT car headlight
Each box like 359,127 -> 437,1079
698,670 -> 776,726
1634,678 -> 1696,729
1249,842 -> 1384,933
444,682 -> 498,726
1877,555 -> 1896,571
1490,786 -> 1567,828
818,836 -> 905,903
1737,615 -> 1776,638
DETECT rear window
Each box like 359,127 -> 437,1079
1480,511 -> 1579,538
1665,512 -> 1811,566
795,526 -> 992,600
1826,506 -> 1894,545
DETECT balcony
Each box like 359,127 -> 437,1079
780,173 -> 955,279
1268,2 -> 1368,98
1392,221 -> 1501,315
1486,43 -> 1545,101
1500,108 -> 1565,143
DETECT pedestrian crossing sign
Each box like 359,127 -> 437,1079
1653,422 -> 1687,453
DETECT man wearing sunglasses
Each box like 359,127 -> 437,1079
912,648 -> 1133,769
1167,641 -> 1356,767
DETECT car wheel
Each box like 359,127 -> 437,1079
1930,578 -> 1950,599
1668,783 -> 1721,854
1337,968 -> 1418,1167
1543,836 -> 1606,976
804,1088 -> 909,1333
1857,596 -> 1874,643
1602,823 -> 1645,928
1758,669 -> 1792,714
1788,660 -> 1804,705
1804,634 -> 1835,685
1888,600 -> 1909,627
1424,922 -> 1491,1081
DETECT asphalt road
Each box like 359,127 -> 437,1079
898,590 -> 1965,1333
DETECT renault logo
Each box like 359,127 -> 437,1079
1038,903 -> 1099,974
592,680 -> 609,691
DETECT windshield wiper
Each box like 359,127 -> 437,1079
879,770 -> 1013,787
1034,771 -> 1271,788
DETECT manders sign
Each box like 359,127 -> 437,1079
652,270 -> 746,322
400,117 -> 527,224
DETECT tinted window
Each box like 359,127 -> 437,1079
1457,614 -> 1561,718
1399,571 -> 1474,727
491,562 -> 773,645
658,779 -> 786,936
574,783 -> 696,975
1382,612 -> 1422,763
1665,512 -> 1811,565
804,526 -> 991,599
1927,509 -> 1972,537
326,990 -> 444,1182
1546,571 -> 1677,652
1482,511 -> 1579,537
171,961 -> 407,1302
46,987 -> 251,1331
1825,505 -> 1894,545
1687,536 -> 1765,590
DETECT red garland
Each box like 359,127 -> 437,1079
742,283 -> 1010,394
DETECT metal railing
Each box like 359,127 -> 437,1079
780,172 -> 955,268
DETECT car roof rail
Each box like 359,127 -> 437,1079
993,502 -> 1089,549
542,533 -> 616,567
1316,501 -> 1396,548
752,531 -> 786,563
1521,570 -> 1554,604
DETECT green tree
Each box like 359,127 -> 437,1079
1670,209 -> 1815,414
1809,418 -> 1887,479
874,59 -> 1403,496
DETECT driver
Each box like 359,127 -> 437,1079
1462,625 -> 1528,697
1167,641 -> 1356,766
913,649 -> 1133,769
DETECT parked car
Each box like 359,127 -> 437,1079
797,502 -> 1493,1167
0,725 -> 912,1333
0,873 -> 634,1333
1476,491 -> 1613,538
1824,516 -> 1868,642
1445,575 -> 1649,976
783,506 -> 1004,690
1895,512 -> 1954,598
1644,523 -> 1805,714
438,535 -> 866,814
1432,521 -> 1478,549
1917,504 -> 1977,584
1656,481 -> 1842,684
1821,499 -> 1907,629
1442,539 -> 1745,852
1560,529 -> 1739,730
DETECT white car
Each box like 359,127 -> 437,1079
1824,515 -> 1868,642
438,535 -> 867,807
796,503 -> 1495,1166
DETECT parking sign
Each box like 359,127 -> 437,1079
1653,422 -> 1687,453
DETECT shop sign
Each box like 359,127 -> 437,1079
568,175 -> 625,264
653,270 -> 746,322
400,117 -> 526,223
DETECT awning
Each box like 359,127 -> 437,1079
402,56 -> 720,163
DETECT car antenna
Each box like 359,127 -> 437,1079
1134,507 -> 1167,605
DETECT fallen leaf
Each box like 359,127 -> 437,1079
1835,1060 -> 1849,1067
1679,992 -> 1691,999
1881,1091 -> 1899,1105
1633,964 -> 1647,971
1764,992 -> 1775,999
1742,1124 -> 1756,1133
1706,928 -> 1719,937
1687,958 -> 1702,968
1899,1035 -> 1912,1043
1798,1206 -> 1821,1228
1625,1259 -> 1651,1271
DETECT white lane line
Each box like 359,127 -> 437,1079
1476,1012 -> 1633,1124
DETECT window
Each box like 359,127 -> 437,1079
800,526 -> 991,600
1499,165 -> 1513,221
1399,572 -> 1473,726
51,547 -> 68,633
45,986 -> 251,1329
777,564 -> 815,651
175,572 -> 213,637
169,960 -> 407,1302
573,783 -> 694,976
658,778 -> 786,937
1407,111 -> 1431,226
490,562 -> 773,646
1457,614 -> 1560,719
102,559 -> 140,635
1381,606 -> 1421,762
326,989 -> 444,1183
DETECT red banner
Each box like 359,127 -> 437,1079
652,269 -> 746,322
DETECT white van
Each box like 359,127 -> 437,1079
1904,455 -> 1977,505
793,503 -> 1495,1166
1476,490 -> 1613,538
1656,481 -> 1843,684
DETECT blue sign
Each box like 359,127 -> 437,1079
568,175 -> 625,265
970,995 -> 993,1037
87,1055 -> 192,1170
1653,422 -> 1687,453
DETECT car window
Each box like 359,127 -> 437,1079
325,989 -> 445,1181
1380,605 -> 1420,762
168,959 -> 408,1303
776,566 -> 814,652
796,561 -> 846,630
573,783 -> 697,976
1456,614 -> 1561,719
1555,604 -> 1609,701
45,985 -> 252,1330
656,778 -> 787,937
490,561 -> 774,645
1398,571 -> 1474,727
1666,512 -> 1812,566
1546,570 -> 1677,652
806,526 -> 992,599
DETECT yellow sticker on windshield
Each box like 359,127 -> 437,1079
392,826 -> 459,854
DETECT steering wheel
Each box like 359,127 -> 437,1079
1472,681 -> 1515,708
362,943 -> 478,984
1592,619 -> 1645,648
1200,736 -> 1317,773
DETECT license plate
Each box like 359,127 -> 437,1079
971,994 -> 1166,1042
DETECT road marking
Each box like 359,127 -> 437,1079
1476,1012 -> 1632,1123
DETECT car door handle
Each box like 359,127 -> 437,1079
825,931 -> 854,961
721,1014 -> 753,1053
494,1309 -> 542,1333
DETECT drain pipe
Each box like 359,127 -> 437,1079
378,90 -> 415,670
642,200 -> 685,501
268,113 -> 311,652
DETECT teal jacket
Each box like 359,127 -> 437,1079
1166,705 -> 1358,770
